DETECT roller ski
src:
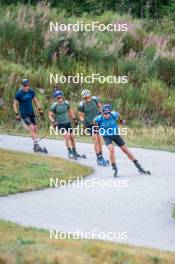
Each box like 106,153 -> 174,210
33,143 -> 48,154
97,156 -> 109,166
138,169 -> 151,175
68,149 -> 77,160
72,150 -> 87,159
113,167 -> 118,178
133,160 -> 151,175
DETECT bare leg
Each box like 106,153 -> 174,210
97,135 -> 103,153
63,133 -> 71,149
28,124 -> 37,142
107,144 -> 116,164
92,134 -> 100,154
120,144 -> 135,161
70,133 -> 76,149
120,144 -> 148,173
107,143 -> 118,177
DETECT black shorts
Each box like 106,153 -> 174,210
85,123 -> 99,136
57,122 -> 73,134
21,113 -> 37,126
103,135 -> 125,147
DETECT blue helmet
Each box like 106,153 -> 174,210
54,90 -> 64,98
22,79 -> 29,85
102,104 -> 112,113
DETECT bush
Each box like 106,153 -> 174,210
153,57 -> 175,87
162,92 -> 175,123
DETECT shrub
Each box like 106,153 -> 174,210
153,57 -> 175,87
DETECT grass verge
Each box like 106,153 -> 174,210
2,125 -> 175,152
172,208 -> 175,220
0,149 -> 93,196
0,220 -> 175,264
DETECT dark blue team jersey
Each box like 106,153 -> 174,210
15,88 -> 35,115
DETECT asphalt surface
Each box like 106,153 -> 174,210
0,134 -> 175,251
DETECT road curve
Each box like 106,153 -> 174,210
0,134 -> 175,252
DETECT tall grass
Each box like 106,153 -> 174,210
0,3 -> 175,130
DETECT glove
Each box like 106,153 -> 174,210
120,119 -> 126,125
38,108 -> 44,116
52,121 -> 58,128
78,120 -> 85,127
73,118 -> 78,126
16,113 -> 21,121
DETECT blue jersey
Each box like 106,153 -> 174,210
94,111 -> 119,136
15,88 -> 35,115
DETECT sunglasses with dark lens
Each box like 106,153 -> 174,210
104,112 -> 111,115
23,84 -> 29,87
57,96 -> 63,99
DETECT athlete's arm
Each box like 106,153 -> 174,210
48,111 -> 55,123
93,120 -> 98,127
68,109 -> 76,120
118,113 -> 126,125
97,101 -> 102,112
93,118 -> 100,133
13,99 -> 19,114
13,99 -> 21,121
33,97 -> 41,109
78,111 -> 85,122
33,97 -> 43,116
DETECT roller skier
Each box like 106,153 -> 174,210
78,89 -> 108,166
94,104 -> 151,177
13,79 -> 47,153
49,90 -> 85,160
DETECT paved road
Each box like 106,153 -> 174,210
0,134 -> 175,251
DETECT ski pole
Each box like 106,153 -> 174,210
19,118 -> 49,143
36,133 -> 49,143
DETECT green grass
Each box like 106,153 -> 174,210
0,4 -> 175,128
0,220 -> 175,264
2,125 -> 175,153
0,148 -> 93,196
125,126 -> 175,152
172,208 -> 175,220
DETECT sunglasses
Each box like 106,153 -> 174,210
57,96 -> 63,99
23,84 -> 29,87
103,112 -> 111,115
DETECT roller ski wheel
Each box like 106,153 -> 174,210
33,144 -> 47,154
101,156 -> 109,166
113,167 -> 118,178
134,160 -> 151,175
73,151 -> 87,159
139,169 -> 151,175
42,147 -> 48,154
97,157 -> 109,166
68,151 -> 77,160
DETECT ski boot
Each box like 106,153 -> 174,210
113,166 -> 118,178
101,156 -> 109,165
97,156 -> 109,166
68,149 -> 77,160
134,160 -> 151,175
33,143 -> 47,154
72,150 -> 87,159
